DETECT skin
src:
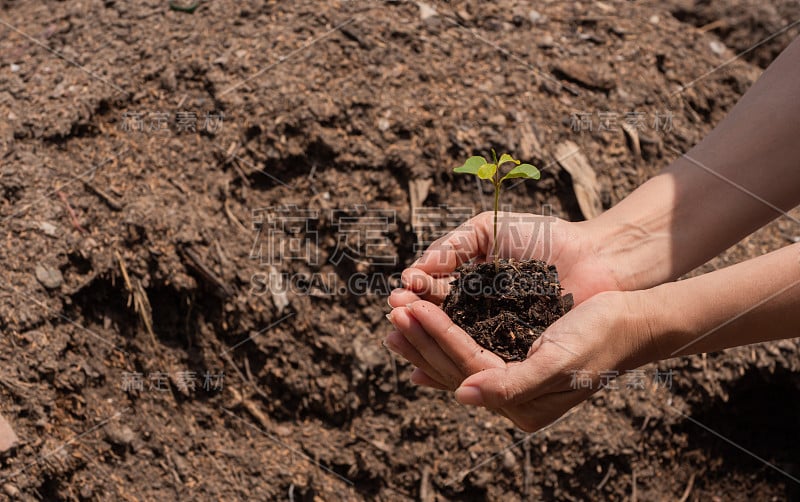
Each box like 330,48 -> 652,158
386,36 -> 800,432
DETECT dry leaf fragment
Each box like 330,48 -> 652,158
554,141 -> 603,219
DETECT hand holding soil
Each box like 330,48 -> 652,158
441,258 -> 574,362
397,211 -> 622,306
387,209 -> 625,387
388,37 -> 800,435
390,242 -> 800,433
442,153 -> 575,361
387,291 -> 650,432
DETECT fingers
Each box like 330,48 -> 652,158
405,300 -> 505,374
387,307 -> 464,389
385,298 -> 504,393
400,268 -> 454,303
505,389 -> 592,433
410,368 -> 449,390
413,212 -> 493,275
455,363 -> 592,432
454,358 -> 559,409
404,211 -> 557,300
388,288 -> 421,308
384,330 -> 450,387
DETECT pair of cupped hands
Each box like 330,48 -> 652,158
385,211 -> 654,432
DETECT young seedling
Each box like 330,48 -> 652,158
453,150 -> 540,266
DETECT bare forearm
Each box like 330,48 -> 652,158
639,243 -> 800,360
585,36 -> 800,290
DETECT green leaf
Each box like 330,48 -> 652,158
500,163 -> 540,182
453,156 -> 487,175
477,163 -> 497,180
497,153 -> 520,166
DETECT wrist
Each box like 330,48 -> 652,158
576,220 -> 667,293
578,174 -> 677,291
580,290 -> 665,370
624,285 -> 687,364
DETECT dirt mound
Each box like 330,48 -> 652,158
1,0 -> 798,499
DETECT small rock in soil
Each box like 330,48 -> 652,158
417,1 -> 437,20
104,423 -> 136,447
34,263 -> 63,289
37,221 -> 58,237
709,40 -> 726,56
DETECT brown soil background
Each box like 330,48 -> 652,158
1,0 -> 799,500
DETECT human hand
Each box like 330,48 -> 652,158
387,210 -> 626,390
386,291 -> 655,431
393,211 -> 622,308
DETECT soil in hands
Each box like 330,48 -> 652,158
442,259 -> 573,362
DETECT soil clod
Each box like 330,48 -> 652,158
442,259 -> 572,362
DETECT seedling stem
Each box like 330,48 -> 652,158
453,150 -> 540,267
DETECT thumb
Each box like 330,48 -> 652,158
413,212 -> 493,274
454,362 -> 544,409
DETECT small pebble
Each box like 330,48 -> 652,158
9,64 -> 20,73
417,1 -> 437,21
37,221 -> 58,237
274,425 -> 292,437
709,40 -> 726,56
104,423 -> 136,446
0,413 -> 18,454
35,263 -> 63,289
502,450 -> 517,470
538,34 -> 555,48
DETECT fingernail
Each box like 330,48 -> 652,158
388,288 -> 402,307
385,312 -> 395,324
455,386 -> 484,406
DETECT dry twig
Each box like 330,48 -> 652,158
115,251 -> 157,347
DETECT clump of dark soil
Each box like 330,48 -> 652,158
442,259 -> 573,362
